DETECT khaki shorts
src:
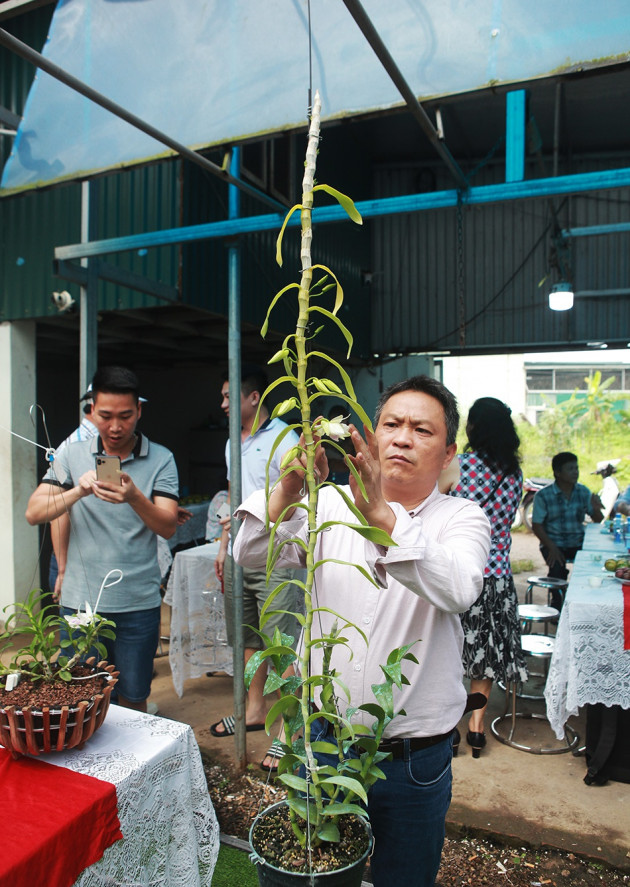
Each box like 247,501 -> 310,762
223,554 -> 302,650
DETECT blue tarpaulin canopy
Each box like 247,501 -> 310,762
2,0 -> 629,194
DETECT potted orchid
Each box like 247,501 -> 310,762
246,91 -> 418,885
0,574 -> 119,757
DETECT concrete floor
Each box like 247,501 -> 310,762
149,530 -> 630,873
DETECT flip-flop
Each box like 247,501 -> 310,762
209,715 -> 265,737
260,738 -> 286,773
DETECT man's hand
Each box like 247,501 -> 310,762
92,472 -> 137,504
347,425 -> 395,534
177,507 -> 193,526
52,571 -> 64,603
544,542 -> 566,570
267,430 -> 329,522
78,469 -> 97,497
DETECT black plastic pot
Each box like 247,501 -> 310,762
249,800 -> 373,887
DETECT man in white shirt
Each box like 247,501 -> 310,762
211,367 -> 302,739
233,375 -> 490,887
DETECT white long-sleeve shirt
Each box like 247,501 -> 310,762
233,484 -> 490,739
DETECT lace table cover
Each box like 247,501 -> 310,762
545,549 -> 630,738
164,541 -> 233,696
157,500 -> 213,578
41,705 -> 219,887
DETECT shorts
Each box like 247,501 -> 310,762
223,555 -> 302,650
60,604 -> 160,703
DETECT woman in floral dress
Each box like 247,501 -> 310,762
450,397 -> 528,758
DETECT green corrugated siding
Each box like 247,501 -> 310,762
181,139 -> 372,358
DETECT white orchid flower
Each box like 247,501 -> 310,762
319,415 -> 351,442
65,604 -> 95,628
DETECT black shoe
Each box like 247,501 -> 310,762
452,728 -> 460,758
466,730 -> 486,759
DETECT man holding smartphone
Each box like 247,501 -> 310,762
26,366 -> 179,712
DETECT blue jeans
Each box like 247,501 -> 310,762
59,605 -> 160,703
310,722 -> 454,886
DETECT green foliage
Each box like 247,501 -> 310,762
247,94 -> 417,853
514,374 -> 630,493
0,589 -> 116,683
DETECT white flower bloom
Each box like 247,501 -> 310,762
65,602 -> 97,628
319,415 -> 351,441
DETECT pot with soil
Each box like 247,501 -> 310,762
249,801 -> 372,887
0,587 -> 118,759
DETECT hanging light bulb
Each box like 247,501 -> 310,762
548,281 -> 574,311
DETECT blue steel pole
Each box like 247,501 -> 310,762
226,148 -> 247,771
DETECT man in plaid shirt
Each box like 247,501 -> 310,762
532,451 -> 603,608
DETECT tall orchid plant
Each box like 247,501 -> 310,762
244,91 -> 418,850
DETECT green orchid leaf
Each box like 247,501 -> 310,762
261,283 -> 300,338
277,773 -> 309,793
316,520 -> 395,548
310,264 -> 344,314
311,558 -> 380,589
312,184 -> 363,225
310,740 -> 340,755
316,821 -> 340,843
275,204 -> 303,266
321,802 -> 368,819
308,306 -> 353,358
321,775 -> 368,803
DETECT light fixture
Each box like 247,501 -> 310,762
548,281 -> 574,311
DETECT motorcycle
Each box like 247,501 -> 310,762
512,477 -> 552,530
593,459 -> 621,518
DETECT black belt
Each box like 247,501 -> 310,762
378,730 -> 453,759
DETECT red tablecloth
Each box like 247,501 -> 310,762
0,748 -> 122,887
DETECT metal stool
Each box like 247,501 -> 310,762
491,635 -> 579,754
525,576 -> 568,607
518,603 -> 559,635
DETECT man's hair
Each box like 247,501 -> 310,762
374,375 -> 459,446
240,365 -> 268,398
552,451 -> 578,474
91,366 -> 140,403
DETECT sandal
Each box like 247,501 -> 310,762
210,715 -> 265,737
260,738 -> 286,773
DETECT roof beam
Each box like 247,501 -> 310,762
55,165 -> 630,261
341,0 -> 468,190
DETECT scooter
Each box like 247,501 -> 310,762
593,460 -> 621,518
512,477 -> 552,530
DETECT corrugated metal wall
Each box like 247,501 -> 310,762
371,156 -> 630,355
181,137 -> 372,359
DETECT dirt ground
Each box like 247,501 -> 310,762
202,750 -> 629,886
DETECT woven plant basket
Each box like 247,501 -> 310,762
0,660 -> 118,759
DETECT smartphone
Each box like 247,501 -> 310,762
217,502 -> 231,520
95,454 -> 122,485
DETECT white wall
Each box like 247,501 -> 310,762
0,321 -> 39,612
441,354 -> 527,421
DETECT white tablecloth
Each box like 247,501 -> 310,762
581,521 -> 629,555
545,548 -> 630,738
164,542 -> 233,696
157,500 -> 213,578
41,705 -> 219,886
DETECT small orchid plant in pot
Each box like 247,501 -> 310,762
246,91 -> 418,881
0,572 -> 120,757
